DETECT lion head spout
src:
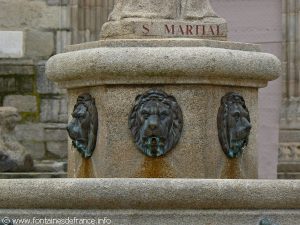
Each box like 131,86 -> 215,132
217,92 -> 252,158
129,89 -> 183,157
67,93 -> 98,158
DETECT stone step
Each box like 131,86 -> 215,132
0,172 -> 67,179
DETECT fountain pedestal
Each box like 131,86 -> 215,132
46,0 -> 280,178
47,38 -> 280,179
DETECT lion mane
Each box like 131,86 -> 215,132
217,92 -> 251,158
68,93 -> 98,158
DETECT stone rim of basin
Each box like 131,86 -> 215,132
0,179 -> 299,210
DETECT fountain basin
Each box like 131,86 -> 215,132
0,179 -> 299,224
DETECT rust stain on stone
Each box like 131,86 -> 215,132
138,157 -> 173,178
76,159 -> 95,178
220,159 -> 242,179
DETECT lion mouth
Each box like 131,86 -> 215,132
228,139 -> 247,157
143,136 -> 165,156
231,139 -> 245,148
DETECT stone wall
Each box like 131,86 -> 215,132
0,0 -> 71,176
278,0 -> 300,179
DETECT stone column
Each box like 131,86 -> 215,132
279,0 -> 300,179
70,0 -> 115,44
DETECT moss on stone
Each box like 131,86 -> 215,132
19,112 -> 39,123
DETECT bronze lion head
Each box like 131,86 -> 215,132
67,93 -> 98,158
129,89 -> 183,157
217,92 -> 252,158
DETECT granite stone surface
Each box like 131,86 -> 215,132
46,0 -> 281,179
46,41 -> 280,89
0,210 -> 298,225
0,179 -> 299,209
46,38 -> 281,179
67,85 -> 258,178
65,38 -> 261,52
0,179 -> 299,224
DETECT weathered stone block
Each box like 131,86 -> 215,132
40,98 -> 60,122
44,128 -> 68,142
37,61 -> 63,94
0,0 -> 70,30
46,141 -> 68,159
34,160 -> 67,172
0,31 -> 24,58
3,95 -> 37,112
280,130 -> 300,143
40,6 -> 71,30
47,0 -> 69,6
5,78 -> 16,91
25,30 -> 54,58
40,97 -> 68,123
16,76 -> 34,93
44,123 -> 68,130
0,77 -> 16,93
278,172 -> 300,179
0,59 -> 35,75
21,141 -> 46,160
38,6 -> 71,29
15,123 -> 45,142
56,31 -> 71,53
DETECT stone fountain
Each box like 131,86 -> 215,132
46,0 -> 280,180
0,0 -> 299,224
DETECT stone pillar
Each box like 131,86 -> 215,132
279,0 -> 300,179
70,0 -> 115,44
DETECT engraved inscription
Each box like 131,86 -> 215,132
164,24 -> 223,36
141,23 -> 224,37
